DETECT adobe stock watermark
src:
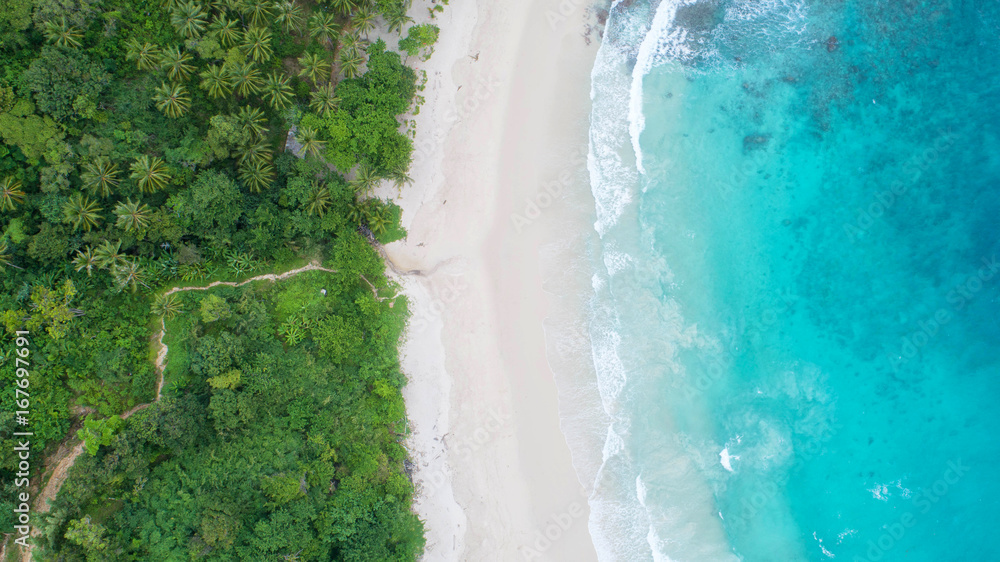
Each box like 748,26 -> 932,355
408,274 -> 469,336
410,73 -> 501,169
723,417 -> 841,529
680,288 -> 798,402
420,407 -> 512,497
843,131 -> 957,242
888,253 -> 998,372
545,0 -> 591,29
518,499 -> 588,560
510,148 -> 589,233
856,459 -> 969,561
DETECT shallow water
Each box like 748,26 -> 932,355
577,0 -> 1000,559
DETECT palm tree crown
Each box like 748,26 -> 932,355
339,50 -> 365,79
309,83 -> 339,115
262,72 -> 294,110
210,15 -> 242,47
63,193 -> 103,232
81,159 -> 120,198
241,26 -> 274,63
295,126 -> 326,158
304,182 -> 332,217
239,159 -> 275,193
94,240 -> 126,270
308,13 -> 339,46
171,1 -> 208,39
114,198 -> 153,233
200,64 -> 234,99
43,18 -> 83,49
385,11 -> 414,34
236,106 -> 268,140
130,156 -> 171,193
72,247 -> 99,276
153,82 -> 191,118
329,0 -> 357,17
160,46 -> 196,82
239,0 -> 274,28
297,53 -> 331,83
352,6 -> 376,38
0,177 -> 25,212
126,39 -> 161,70
351,164 -> 380,196
230,62 -> 264,97
274,1 -> 305,34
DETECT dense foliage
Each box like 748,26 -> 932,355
0,0 -> 438,557
37,267 -> 422,560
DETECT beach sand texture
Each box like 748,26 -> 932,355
379,0 -> 603,560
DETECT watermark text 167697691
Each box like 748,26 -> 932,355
12,330 -> 33,547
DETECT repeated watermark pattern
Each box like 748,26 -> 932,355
518,499 -> 588,560
887,253 -> 998,372
510,148 -> 589,233
854,459 -> 969,561
843,131 -> 957,242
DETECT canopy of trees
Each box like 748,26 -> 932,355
0,0 -> 439,557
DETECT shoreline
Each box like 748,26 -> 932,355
383,0 -> 604,559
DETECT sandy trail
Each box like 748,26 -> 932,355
16,261 -> 338,562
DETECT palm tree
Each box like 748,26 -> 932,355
63,193 -> 103,232
125,39 -> 161,70
210,0 -> 240,11
238,139 -> 273,166
352,6 -> 376,38
241,27 -> 274,63
308,13 -> 339,46
309,83 -> 339,115
351,164 -> 380,195
261,72 -> 293,110
81,159 -> 120,198
210,15 -> 242,47
329,0 -> 357,17
339,50 -> 365,79
297,53 -> 331,83
0,177 -> 25,212
274,1 -> 305,34
152,293 -> 183,319
199,64 -> 234,99
230,62 -> 264,97
388,161 -> 413,190
346,201 -> 364,225
0,241 -> 20,272
93,240 -> 126,270
171,1 -> 208,39
153,82 -> 191,118
239,0 -> 274,28
385,11 -> 413,34
239,159 -> 275,193
295,126 -> 325,158
114,198 -> 152,233
160,46 -> 196,82
365,204 -> 389,236
111,259 -> 147,293
304,182 -> 331,217
236,106 -> 267,139
339,30 -> 362,54
130,156 -> 171,193
72,247 -> 98,276
43,18 -> 83,49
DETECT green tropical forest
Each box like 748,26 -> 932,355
0,0 -> 440,558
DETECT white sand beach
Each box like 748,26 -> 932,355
379,0 -> 604,560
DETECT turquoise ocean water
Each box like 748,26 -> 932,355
580,0 -> 1000,559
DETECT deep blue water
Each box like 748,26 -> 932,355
582,0 -> 1000,559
